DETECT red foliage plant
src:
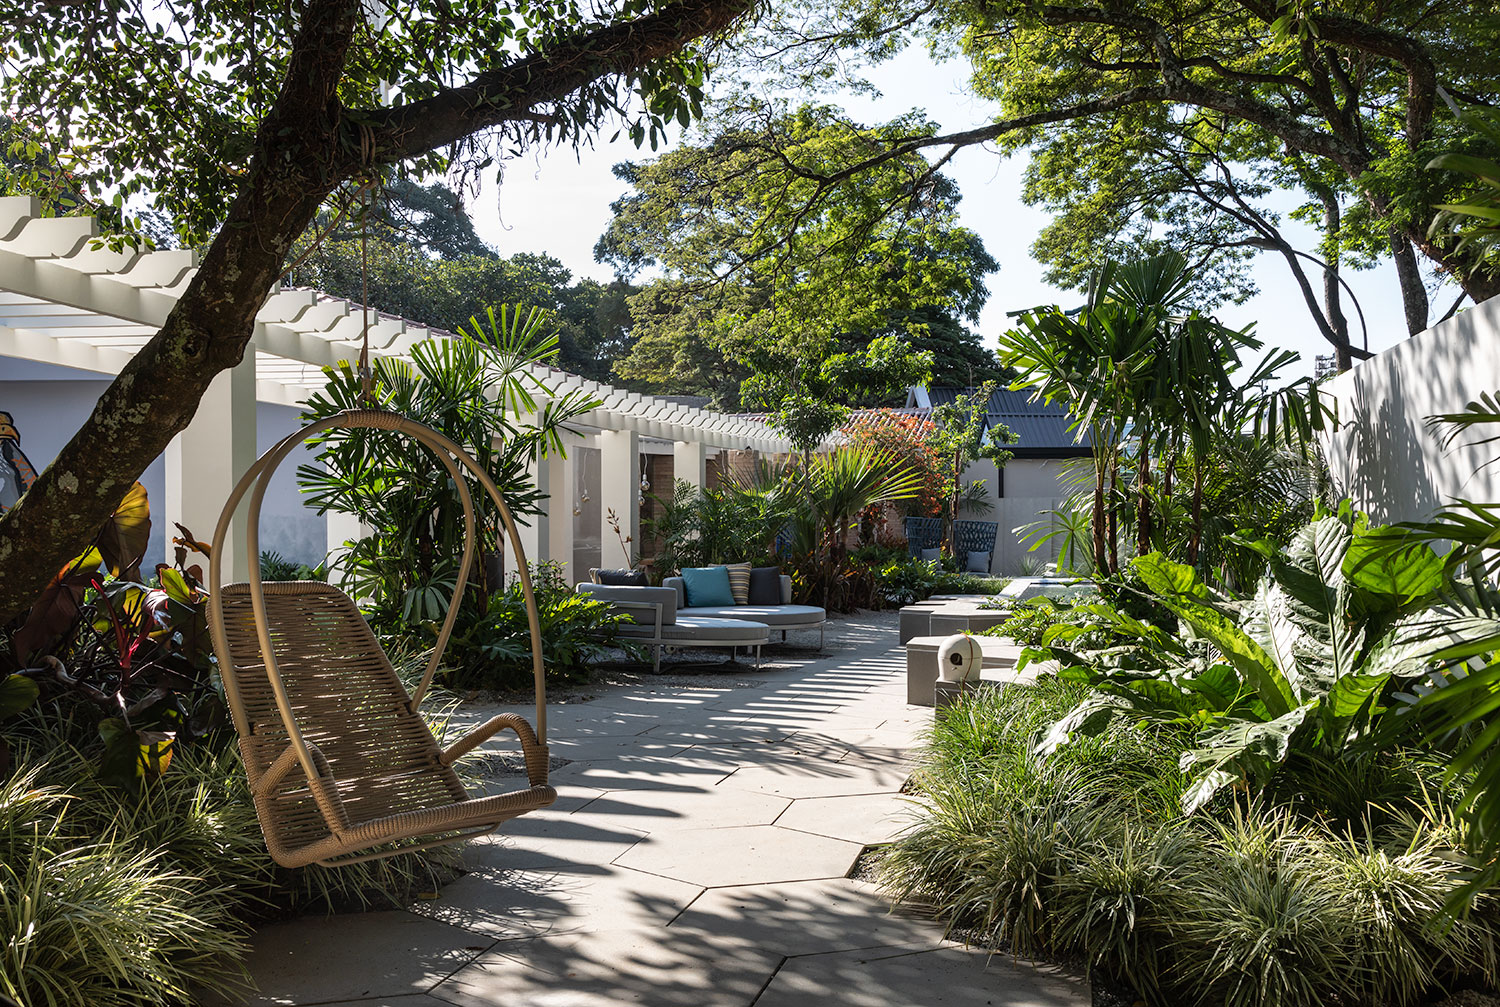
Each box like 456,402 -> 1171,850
842,410 -> 945,526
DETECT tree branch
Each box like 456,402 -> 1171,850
362,0 -> 756,165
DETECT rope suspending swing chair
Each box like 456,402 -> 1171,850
207,180 -> 555,869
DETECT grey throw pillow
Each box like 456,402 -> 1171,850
748,566 -> 781,605
965,551 -> 991,573
920,548 -> 942,563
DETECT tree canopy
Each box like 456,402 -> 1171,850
720,0 -> 1500,361
596,103 -> 1005,415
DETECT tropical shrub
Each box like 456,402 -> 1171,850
1,484 -> 223,783
299,305 -> 595,628
644,472 -> 792,574
881,681 -> 1499,1007
440,561 -> 631,690
1034,506 -> 1500,814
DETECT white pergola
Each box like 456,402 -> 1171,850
0,195 -> 793,580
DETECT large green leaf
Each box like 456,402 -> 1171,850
1345,527 -> 1444,608
0,674 -> 39,719
96,482 -> 152,579
1178,708 -> 1309,813
1133,552 -> 1294,716
1319,672 -> 1389,751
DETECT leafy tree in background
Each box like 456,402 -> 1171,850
727,0 -> 1500,366
0,0 -> 758,621
596,103 -> 1001,413
288,183 -> 638,383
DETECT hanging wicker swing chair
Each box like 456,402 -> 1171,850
207,409 -> 556,868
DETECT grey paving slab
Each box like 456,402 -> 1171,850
573,786 -> 791,833
412,863 -> 701,939
465,813 -> 649,870
223,912 -> 491,1005
637,721 -> 799,745
669,878 -> 943,957
614,824 -> 862,887
546,757 -> 737,793
720,761 -> 909,800
774,792 -> 916,845
431,927 -> 782,1007
754,944 -> 1086,1007
307,999 -> 449,1007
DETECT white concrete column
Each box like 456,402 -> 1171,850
514,446 -> 556,569
673,439 -> 707,493
324,509 -> 367,584
549,439 -> 579,583
598,427 -> 639,568
167,341 -> 257,582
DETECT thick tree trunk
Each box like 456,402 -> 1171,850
1319,193 -> 1353,371
0,0 -> 756,622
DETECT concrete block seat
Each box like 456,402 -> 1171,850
577,584 -> 772,671
664,574 -> 827,649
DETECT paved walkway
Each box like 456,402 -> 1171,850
224,612 -> 1085,1007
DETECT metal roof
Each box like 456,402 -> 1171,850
0,196 -> 794,452
925,386 -> 1091,457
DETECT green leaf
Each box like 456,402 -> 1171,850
1133,552 -> 1294,716
96,482 -> 152,579
0,674 -> 39,719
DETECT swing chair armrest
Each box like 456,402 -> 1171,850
440,713 -> 549,787
254,738 -> 337,797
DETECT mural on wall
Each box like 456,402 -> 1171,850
0,411 -> 39,512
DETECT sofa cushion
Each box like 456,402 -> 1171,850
680,604 -> 825,628
920,547 -> 942,563
662,576 -> 687,610
964,551 -> 990,574
681,566 -> 735,607
593,567 -> 647,586
748,566 -> 781,605
614,615 -> 769,644
725,562 -> 752,604
575,583 -> 677,625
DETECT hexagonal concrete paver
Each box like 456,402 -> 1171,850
774,792 -> 915,845
546,757 -> 736,794
757,945 -> 1086,1007
226,912 -> 491,1005
719,762 -> 908,800
411,863 -> 701,939
431,927 -> 782,1007
668,878 -> 943,957
465,812 -> 649,870
572,786 -> 791,833
613,824 -> 861,887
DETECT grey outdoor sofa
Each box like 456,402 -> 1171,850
576,583 -> 772,671
577,575 -> 827,671
661,574 -> 827,649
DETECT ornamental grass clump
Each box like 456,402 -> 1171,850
881,681 -> 1500,1007
0,769 -> 250,1007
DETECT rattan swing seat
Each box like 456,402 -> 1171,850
209,410 -> 555,868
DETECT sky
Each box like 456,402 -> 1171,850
466,45 -> 1446,382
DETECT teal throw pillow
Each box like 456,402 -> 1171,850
681,565 -> 735,607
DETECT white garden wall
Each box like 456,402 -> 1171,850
1321,294 -> 1500,524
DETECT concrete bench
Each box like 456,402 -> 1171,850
905,634 -> 1033,706
898,594 -> 1005,643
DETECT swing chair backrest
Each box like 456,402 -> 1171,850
207,409 -> 550,867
